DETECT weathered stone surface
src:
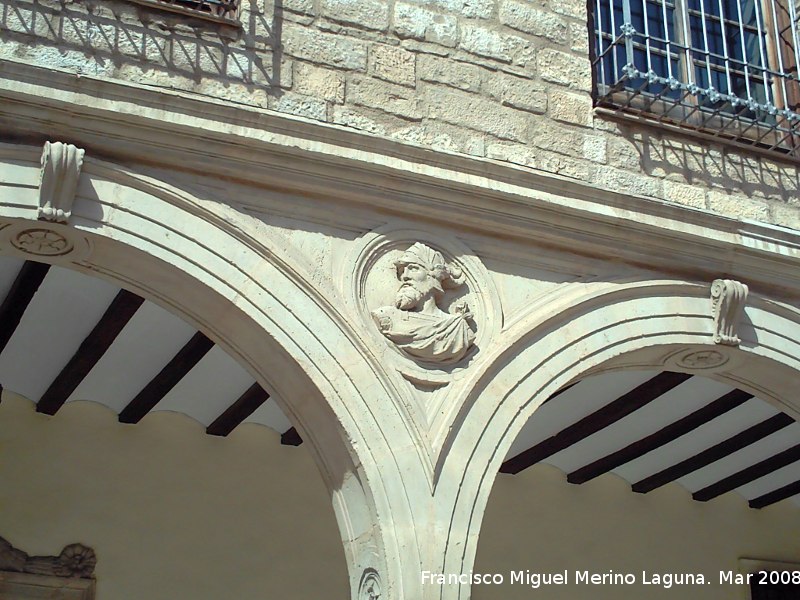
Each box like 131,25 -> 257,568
283,0 -> 315,14
538,151 -> 592,179
270,91 -> 328,121
607,136 -> 642,170
548,89 -> 592,125
499,0 -> 567,43
486,141 -> 538,167
320,0 -> 389,30
570,22 -> 590,53
332,105 -> 390,133
415,0 -> 495,18
349,75 -> 421,119
537,48 -> 592,90
427,86 -> 529,140
283,25 -> 368,70
294,63 -> 346,102
708,191 -> 770,221
394,3 -> 458,47
593,165 -> 664,197
460,23 -> 534,65
370,45 -> 416,87
531,120 -> 603,161
582,135 -> 607,163
771,202 -> 800,229
550,0 -> 586,19
485,74 -> 547,114
663,180 -> 707,209
419,55 -> 483,92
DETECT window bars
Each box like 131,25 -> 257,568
138,0 -> 239,21
593,0 -> 800,158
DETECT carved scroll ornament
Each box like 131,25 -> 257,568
710,278 -> 749,346
0,536 -> 96,578
371,243 -> 476,364
38,141 -> 85,223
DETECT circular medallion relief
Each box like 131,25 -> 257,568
344,227 -> 501,381
12,228 -> 73,256
663,346 -> 740,374
0,221 -> 92,264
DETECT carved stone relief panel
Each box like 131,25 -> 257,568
370,242 -> 476,365
0,536 -> 96,600
342,225 -> 501,387
0,221 -> 92,264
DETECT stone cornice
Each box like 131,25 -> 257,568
1,58 -> 799,295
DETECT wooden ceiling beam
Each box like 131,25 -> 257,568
118,332 -> 214,424
749,480 -> 800,509
692,443 -> 800,502
206,383 -> 269,437
500,371 -> 693,475
37,290 -> 144,415
632,413 -> 794,493
0,261 -> 50,355
280,427 -> 303,446
567,389 -> 753,484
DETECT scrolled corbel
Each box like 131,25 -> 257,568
38,141 -> 85,223
710,278 -> 748,346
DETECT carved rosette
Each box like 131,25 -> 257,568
12,228 -> 74,256
0,221 -> 92,263
38,141 -> 85,224
710,278 -> 748,346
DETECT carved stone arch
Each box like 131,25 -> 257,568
433,278 -> 800,600
0,142 -> 430,600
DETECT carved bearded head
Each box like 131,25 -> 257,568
393,243 -> 465,310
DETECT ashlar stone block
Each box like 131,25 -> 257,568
295,62 -> 346,102
537,48 -> 592,90
499,0 -> 567,44
283,25 -> 368,70
320,0 -> 389,31
394,2 -> 459,47
460,23 -> 534,66
427,86 -> 529,140
370,45 -> 416,87
348,75 -> 422,119
419,55 -> 484,92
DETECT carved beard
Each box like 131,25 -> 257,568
395,284 -> 423,310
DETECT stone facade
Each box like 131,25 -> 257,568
1,0 -> 798,228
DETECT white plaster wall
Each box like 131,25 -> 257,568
0,391 -> 348,600
473,463 -> 800,600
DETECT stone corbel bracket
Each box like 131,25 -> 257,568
38,141 -> 85,223
710,278 -> 749,346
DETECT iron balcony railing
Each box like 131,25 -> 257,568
593,0 -> 800,158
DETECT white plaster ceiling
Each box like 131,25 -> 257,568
505,369 -> 800,509
0,255 -> 292,436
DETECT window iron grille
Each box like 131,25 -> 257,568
593,0 -> 800,158
132,0 -> 239,21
